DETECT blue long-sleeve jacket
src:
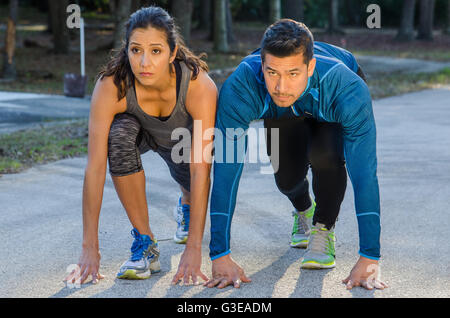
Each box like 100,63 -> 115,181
210,41 -> 381,261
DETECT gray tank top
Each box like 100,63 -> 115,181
125,61 -> 193,150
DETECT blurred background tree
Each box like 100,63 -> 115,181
397,0 -> 416,41
0,0 -> 448,90
112,0 -> 132,49
1,0 -> 448,55
47,0 -> 70,54
1,0 -> 18,80
269,0 -> 281,23
417,0 -> 435,40
213,0 -> 228,52
171,0 -> 193,44
282,0 -> 304,22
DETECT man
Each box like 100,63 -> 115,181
205,20 -> 387,290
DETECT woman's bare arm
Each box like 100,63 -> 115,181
172,70 -> 218,285
65,76 -> 125,285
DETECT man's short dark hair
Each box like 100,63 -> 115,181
260,19 -> 314,64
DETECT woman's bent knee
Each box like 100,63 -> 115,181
108,113 -> 143,176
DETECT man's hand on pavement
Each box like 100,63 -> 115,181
204,254 -> 251,289
342,256 -> 388,290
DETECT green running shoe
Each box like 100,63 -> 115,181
300,223 -> 336,269
290,201 -> 315,248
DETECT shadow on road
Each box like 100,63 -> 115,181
89,273 -> 167,298
186,249 -> 302,298
50,282 -> 94,298
49,244 -> 182,298
348,285 -> 375,298
290,268 -> 332,298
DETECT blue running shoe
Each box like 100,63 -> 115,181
173,197 -> 190,244
117,228 -> 161,280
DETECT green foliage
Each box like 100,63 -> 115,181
303,0 -> 329,28
230,0 -> 269,22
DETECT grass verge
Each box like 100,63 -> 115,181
353,49 -> 450,62
368,67 -> 450,99
0,119 -> 88,175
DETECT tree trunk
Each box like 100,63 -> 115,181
171,0 -> 193,44
446,0 -> 450,34
113,0 -> 132,49
199,0 -> 211,31
417,0 -> 435,40
269,0 -> 281,23
344,0 -> 360,26
213,0 -> 228,53
130,0 -> 141,13
109,0 -> 116,13
2,0 -> 18,80
47,7 -> 53,34
225,0 -> 235,43
396,0 -> 416,41
327,0 -> 345,34
282,0 -> 304,22
48,0 -> 70,54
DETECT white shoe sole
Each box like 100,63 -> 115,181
117,260 -> 161,279
290,240 -> 309,248
173,233 -> 188,244
300,260 -> 336,269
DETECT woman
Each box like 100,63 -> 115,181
65,6 -> 216,283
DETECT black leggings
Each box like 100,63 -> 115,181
264,117 -> 347,229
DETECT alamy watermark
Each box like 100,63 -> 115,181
366,4 -> 381,29
66,4 -> 81,29
170,121 -> 280,175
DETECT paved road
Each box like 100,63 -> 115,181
0,92 -> 90,134
0,87 -> 449,298
354,55 -> 450,78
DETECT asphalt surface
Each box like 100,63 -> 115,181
0,92 -> 90,134
1,86 -> 449,298
354,55 -> 450,78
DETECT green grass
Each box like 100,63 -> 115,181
0,158 -> 23,172
82,11 -> 114,21
368,67 -> 450,99
353,49 -> 450,62
0,119 -> 88,175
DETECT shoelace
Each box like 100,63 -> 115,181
308,228 -> 334,254
292,211 -> 309,234
130,228 -> 149,261
182,204 -> 190,232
